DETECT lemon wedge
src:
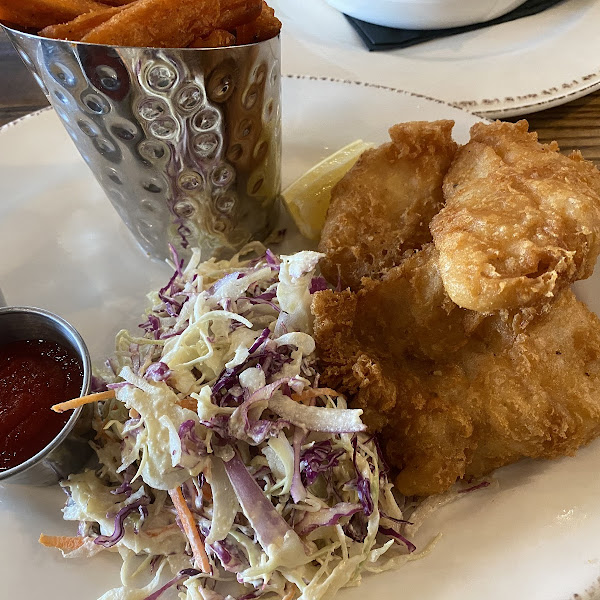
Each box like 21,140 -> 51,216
282,139 -> 374,241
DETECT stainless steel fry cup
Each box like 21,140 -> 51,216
0,306 -> 92,486
2,26 -> 282,262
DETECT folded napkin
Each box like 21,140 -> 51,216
346,0 -> 566,51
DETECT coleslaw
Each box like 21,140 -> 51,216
48,243 -> 433,600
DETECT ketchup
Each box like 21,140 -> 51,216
0,339 -> 83,471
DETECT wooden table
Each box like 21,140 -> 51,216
2,31 -> 600,166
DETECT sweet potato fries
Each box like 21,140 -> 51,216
0,0 -> 281,47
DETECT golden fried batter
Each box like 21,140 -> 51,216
431,120 -> 600,313
313,246 -> 600,496
319,120 -> 458,290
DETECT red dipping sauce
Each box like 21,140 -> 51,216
0,339 -> 84,471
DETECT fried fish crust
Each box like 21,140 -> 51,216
318,120 -> 458,290
312,245 -> 600,496
430,120 -> 600,313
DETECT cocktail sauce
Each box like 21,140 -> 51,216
0,339 -> 83,470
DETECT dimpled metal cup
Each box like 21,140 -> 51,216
2,26 -> 282,261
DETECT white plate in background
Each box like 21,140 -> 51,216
271,0 -> 600,118
1,77 -> 600,600
325,0 -> 527,29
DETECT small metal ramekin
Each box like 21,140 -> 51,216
0,306 -> 92,485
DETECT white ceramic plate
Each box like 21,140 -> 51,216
271,0 -> 600,118
1,77 -> 600,600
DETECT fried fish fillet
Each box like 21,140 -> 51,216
313,245 -> 600,497
430,120 -> 600,313
319,120 -> 458,290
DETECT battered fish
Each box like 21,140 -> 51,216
319,120 -> 457,290
431,120 -> 600,313
313,245 -> 600,496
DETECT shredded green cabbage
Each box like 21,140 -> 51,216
55,244 -> 441,600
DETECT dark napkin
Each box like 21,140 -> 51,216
345,0 -> 566,51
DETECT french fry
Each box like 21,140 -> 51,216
1,0 -> 280,49
40,5 -> 124,40
0,9 -> 22,27
216,0 -> 262,31
236,1 -> 281,45
81,0 -> 221,48
0,0 -> 106,29
190,29 -> 236,49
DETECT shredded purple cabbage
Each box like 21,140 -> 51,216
223,453 -> 305,556
309,277 -> 329,294
352,436 -> 374,516
211,341 -> 293,407
159,326 -> 187,340
356,478 -> 374,516
265,249 -> 280,270
168,243 -> 184,278
145,361 -> 172,382
181,478 -> 202,510
200,414 -> 232,440
139,314 -> 161,340
208,271 -> 244,295
247,328 -> 270,354
249,418 -> 291,445
90,375 -> 109,393
211,364 -> 249,407
208,538 -> 249,573
94,496 -> 151,548
255,290 -> 277,301
459,481 -> 490,494
142,568 -> 201,600
106,381 -> 130,390
149,555 -> 162,574
379,526 -> 416,553
300,440 -> 345,486
259,344 -> 294,380
229,379 -> 291,444
110,465 -> 135,496
178,420 -> 206,456
296,502 -> 362,536
157,268 -> 185,317
380,512 -> 413,526
238,591 -> 261,600
110,479 -> 133,498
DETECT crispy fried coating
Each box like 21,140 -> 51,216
318,120 -> 458,290
313,245 -> 600,496
430,120 -> 600,313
